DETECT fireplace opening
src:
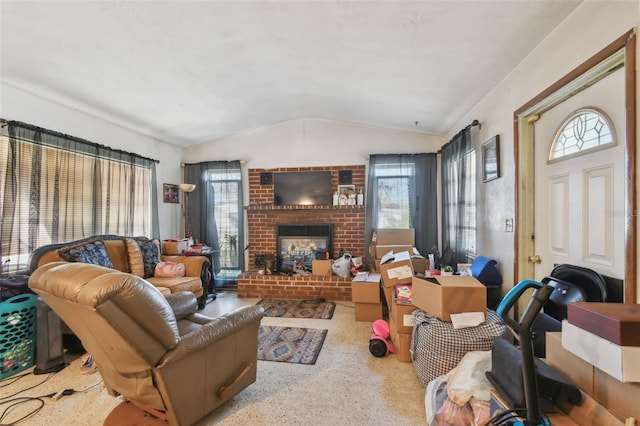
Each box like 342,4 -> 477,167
277,223 -> 333,273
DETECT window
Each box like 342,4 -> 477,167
549,108 -> 616,162
208,168 -> 243,285
373,163 -> 414,228
1,121 -> 157,274
183,161 -> 244,288
365,153 -> 438,259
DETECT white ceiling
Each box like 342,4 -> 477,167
1,1 -> 582,147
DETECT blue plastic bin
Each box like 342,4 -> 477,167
0,293 -> 38,379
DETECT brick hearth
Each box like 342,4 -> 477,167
237,272 -> 353,301
238,165 -> 366,300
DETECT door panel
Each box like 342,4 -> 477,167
534,68 -> 625,281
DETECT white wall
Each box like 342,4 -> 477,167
183,118 -> 443,168
442,1 -> 639,297
1,83 -> 184,239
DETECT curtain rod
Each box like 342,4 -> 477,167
1,118 -> 160,164
437,119 -> 481,154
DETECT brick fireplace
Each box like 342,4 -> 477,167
238,165 -> 366,301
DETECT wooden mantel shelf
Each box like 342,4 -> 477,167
245,204 -> 365,212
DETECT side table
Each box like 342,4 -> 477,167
183,249 -> 219,303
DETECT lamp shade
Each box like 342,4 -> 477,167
179,183 -> 196,193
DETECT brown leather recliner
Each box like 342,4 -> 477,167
29,261 -> 264,426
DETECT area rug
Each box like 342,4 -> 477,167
257,326 -> 328,365
256,298 -> 336,319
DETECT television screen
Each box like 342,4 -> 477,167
273,171 -> 332,205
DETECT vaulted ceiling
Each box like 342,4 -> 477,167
0,1 -> 582,147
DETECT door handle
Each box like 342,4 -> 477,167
528,254 -> 542,264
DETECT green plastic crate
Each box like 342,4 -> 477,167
0,293 -> 38,379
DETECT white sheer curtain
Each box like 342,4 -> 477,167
0,120 -> 159,274
441,127 -> 476,268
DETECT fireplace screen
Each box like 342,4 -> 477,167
278,236 -> 328,273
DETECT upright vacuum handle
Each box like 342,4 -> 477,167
496,279 -> 543,319
495,279 -> 543,333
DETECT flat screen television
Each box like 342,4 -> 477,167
273,171 -> 332,206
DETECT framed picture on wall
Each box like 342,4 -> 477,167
482,135 -> 501,182
163,183 -> 179,203
337,184 -> 355,205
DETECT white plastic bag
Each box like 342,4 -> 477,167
331,253 -> 352,277
446,350 -> 493,406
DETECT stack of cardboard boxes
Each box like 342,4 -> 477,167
543,302 -> 640,422
369,228 -> 426,273
382,272 -> 488,362
351,272 -> 383,321
357,228 -> 489,363
370,229 -> 420,362
380,251 -> 417,362
545,332 -> 640,423
373,229 -> 488,362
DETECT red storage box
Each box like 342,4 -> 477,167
567,302 -> 640,346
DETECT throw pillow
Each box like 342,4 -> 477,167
125,238 -> 145,277
134,237 -> 160,278
58,240 -> 114,269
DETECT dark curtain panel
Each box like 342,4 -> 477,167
183,161 -> 244,275
412,153 -> 438,257
365,153 -> 438,266
441,127 -> 474,267
184,163 -> 208,246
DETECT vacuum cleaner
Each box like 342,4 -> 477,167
490,279 -> 555,426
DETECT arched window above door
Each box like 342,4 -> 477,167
549,107 -> 616,162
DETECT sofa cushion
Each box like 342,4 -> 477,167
58,240 -> 114,269
147,276 -> 202,295
125,238 -> 145,277
134,238 -> 161,278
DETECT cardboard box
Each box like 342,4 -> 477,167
372,228 -> 415,246
546,332 -> 640,421
382,285 -> 393,308
380,253 -> 414,288
389,326 -> 412,362
545,332 -> 594,395
351,273 -> 381,303
562,320 -> 640,382
556,391 -> 625,426
594,367 -> 640,421
370,244 -> 415,260
162,239 -> 189,254
354,303 -> 382,322
312,259 -> 332,276
411,275 -> 486,322
373,260 -> 381,272
390,299 -> 416,334
411,257 -> 427,274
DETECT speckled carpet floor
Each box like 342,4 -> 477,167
4,293 -> 425,425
